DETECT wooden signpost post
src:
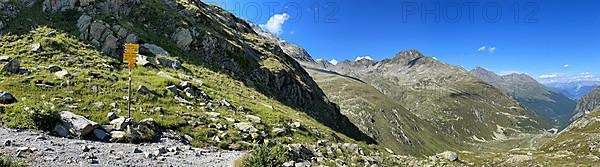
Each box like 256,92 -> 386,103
123,44 -> 140,118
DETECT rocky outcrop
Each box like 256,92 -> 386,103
171,27 -> 193,50
56,111 -> 100,138
42,0 -> 77,12
572,87 -> 600,121
141,44 -> 170,57
0,91 -> 17,104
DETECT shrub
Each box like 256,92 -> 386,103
26,108 -> 60,131
239,143 -> 290,167
0,156 -> 26,167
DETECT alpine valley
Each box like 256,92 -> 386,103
0,0 -> 598,166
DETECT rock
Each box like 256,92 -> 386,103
110,131 -> 126,141
156,57 -> 182,70
166,85 -> 180,96
42,0 -> 76,12
110,117 -> 133,131
126,125 -> 141,141
0,56 -> 10,62
234,122 -> 258,133
136,54 -> 152,67
89,101 -> 104,108
144,152 -> 156,159
183,135 -> 194,142
107,112 -> 117,121
31,43 -> 41,52
245,115 -> 262,123
283,161 -> 295,167
317,140 -> 328,147
53,123 -> 70,137
125,34 -> 138,43
93,129 -> 110,140
137,85 -> 157,96
220,100 -> 231,107
76,15 -> 93,32
171,27 -> 193,50
2,59 -> 20,74
3,139 -> 12,146
290,122 -> 302,129
141,43 -> 169,57
83,145 -> 91,152
505,155 -> 532,164
288,144 -> 313,160
0,91 -> 17,104
205,112 -> 220,117
157,147 -> 168,154
437,151 -> 459,162
54,70 -> 70,78
89,21 -> 108,42
133,147 -> 143,153
271,128 -> 285,136
47,65 -> 62,73
101,34 -> 118,56
58,111 -> 99,137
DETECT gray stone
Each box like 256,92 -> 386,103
47,65 -> 62,73
156,57 -> 182,70
271,128 -> 285,136
134,147 -> 143,153
437,151 -> 458,162
125,34 -> 139,43
2,59 -> 20,74
53,123 -> 70,137
245,115 -> 262,123
141,43 -> 169,57
93,129 -> 109,141
3,139 -> 12,146
58,111 -> 99,137
166,85 -> 180,96
136,54 -> 152,67
101,34 -> 118,56
0,91 -> 17,104
54,70 -> 70,78
89,101 -> 104,108
107,112 -> 117,121
31,43 -> 41,52
290,122 -> 302,129
0,56 -> 10,62
42,0 -> 76,12
83,145 -> 91,152
172,27 -> 193,50
110,117 -> 132,131
77,15 -> 93,32
89,21 -> 108,42
137,85 -> 157,96
110,131 -> 126,140
234,122 -> 258,133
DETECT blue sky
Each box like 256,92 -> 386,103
206,0 -> 600,83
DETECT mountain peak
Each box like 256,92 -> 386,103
393,49 -> 424,60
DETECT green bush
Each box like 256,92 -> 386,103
240,143 -> 290,167
0,156 -> 26,167
27,108 -> 60,131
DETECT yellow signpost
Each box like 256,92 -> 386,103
123,44 -> 139,118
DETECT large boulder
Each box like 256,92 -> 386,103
156,57 -> 182,70
234,122 -> 258,133
42,0 -> 77,13
101,34 -> 118,56
437,151 -> 459,162
172,27 -> 193,50
141,44 -> 169,57
58,111 -> 99,137
2,59 -> 20,74
77,15 -> 92,35
110,117 -> 134,131
0,91 -> 17,104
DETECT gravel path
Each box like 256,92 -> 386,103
0,127 -> 244,167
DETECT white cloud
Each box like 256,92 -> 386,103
260,13 -> 290,35
328,59 -> 338,65
315,58 -> 323,61
289,31 -> 295,35
563,64 -> 570,68
432,57 -> 438,60
355,56 -> 374,61
477,46 -> 496,53
539,74 -> 558,79
478,46 -> 487,52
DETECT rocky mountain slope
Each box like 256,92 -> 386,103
470,67 -> 576,127
324,50 -> 548,145
302,64 -> 457,156
545,81 -> 600,100
571,87 -> 600,121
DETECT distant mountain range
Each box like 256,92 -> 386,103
571,87 -> 600,121
544,81 -> 600,100
470,67 -> 576,128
